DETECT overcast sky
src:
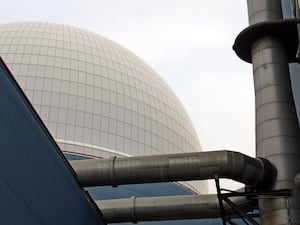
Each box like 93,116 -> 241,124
1,0 -> 255,192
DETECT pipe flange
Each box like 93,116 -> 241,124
233,19 -> 300,63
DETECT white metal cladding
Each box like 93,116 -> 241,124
0,22 -> 207,193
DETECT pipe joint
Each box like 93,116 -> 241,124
254,157 -> 277,189
109,156 -> 118,187
294,172 -> 300,188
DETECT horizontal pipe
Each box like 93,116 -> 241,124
96,193 -> 254,223
70,150 -> 276,188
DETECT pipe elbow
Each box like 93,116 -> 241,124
252,157 -> 277,189
222,151 -> 276,189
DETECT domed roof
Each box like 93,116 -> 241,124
0,22 -> 207,193
0,22 -> 201,158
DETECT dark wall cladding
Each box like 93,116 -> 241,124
0,58 -> 105,225
281,0 -> 300,124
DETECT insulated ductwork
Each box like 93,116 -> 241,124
96,193 -> 253,223
71,150 -> 275,189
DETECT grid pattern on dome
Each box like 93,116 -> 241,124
0,22 -> 201,157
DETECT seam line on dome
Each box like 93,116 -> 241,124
55,139 -> 131,157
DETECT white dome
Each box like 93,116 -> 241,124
0,22 -> 206,192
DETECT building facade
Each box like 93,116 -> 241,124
0,57 -> 105,225
281,0 -> 300,122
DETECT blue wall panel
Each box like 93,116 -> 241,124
0,58 -> 105,225
281,0 -> 300,124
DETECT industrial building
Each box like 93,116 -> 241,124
1,1 -> 300,224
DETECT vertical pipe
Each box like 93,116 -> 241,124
247,0 -> 300,224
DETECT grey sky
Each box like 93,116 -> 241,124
1,1 -> 255,192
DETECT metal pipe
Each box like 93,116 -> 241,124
246,1 -> 300,224
71,150 -> 275,188
96,194 -> 253,223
